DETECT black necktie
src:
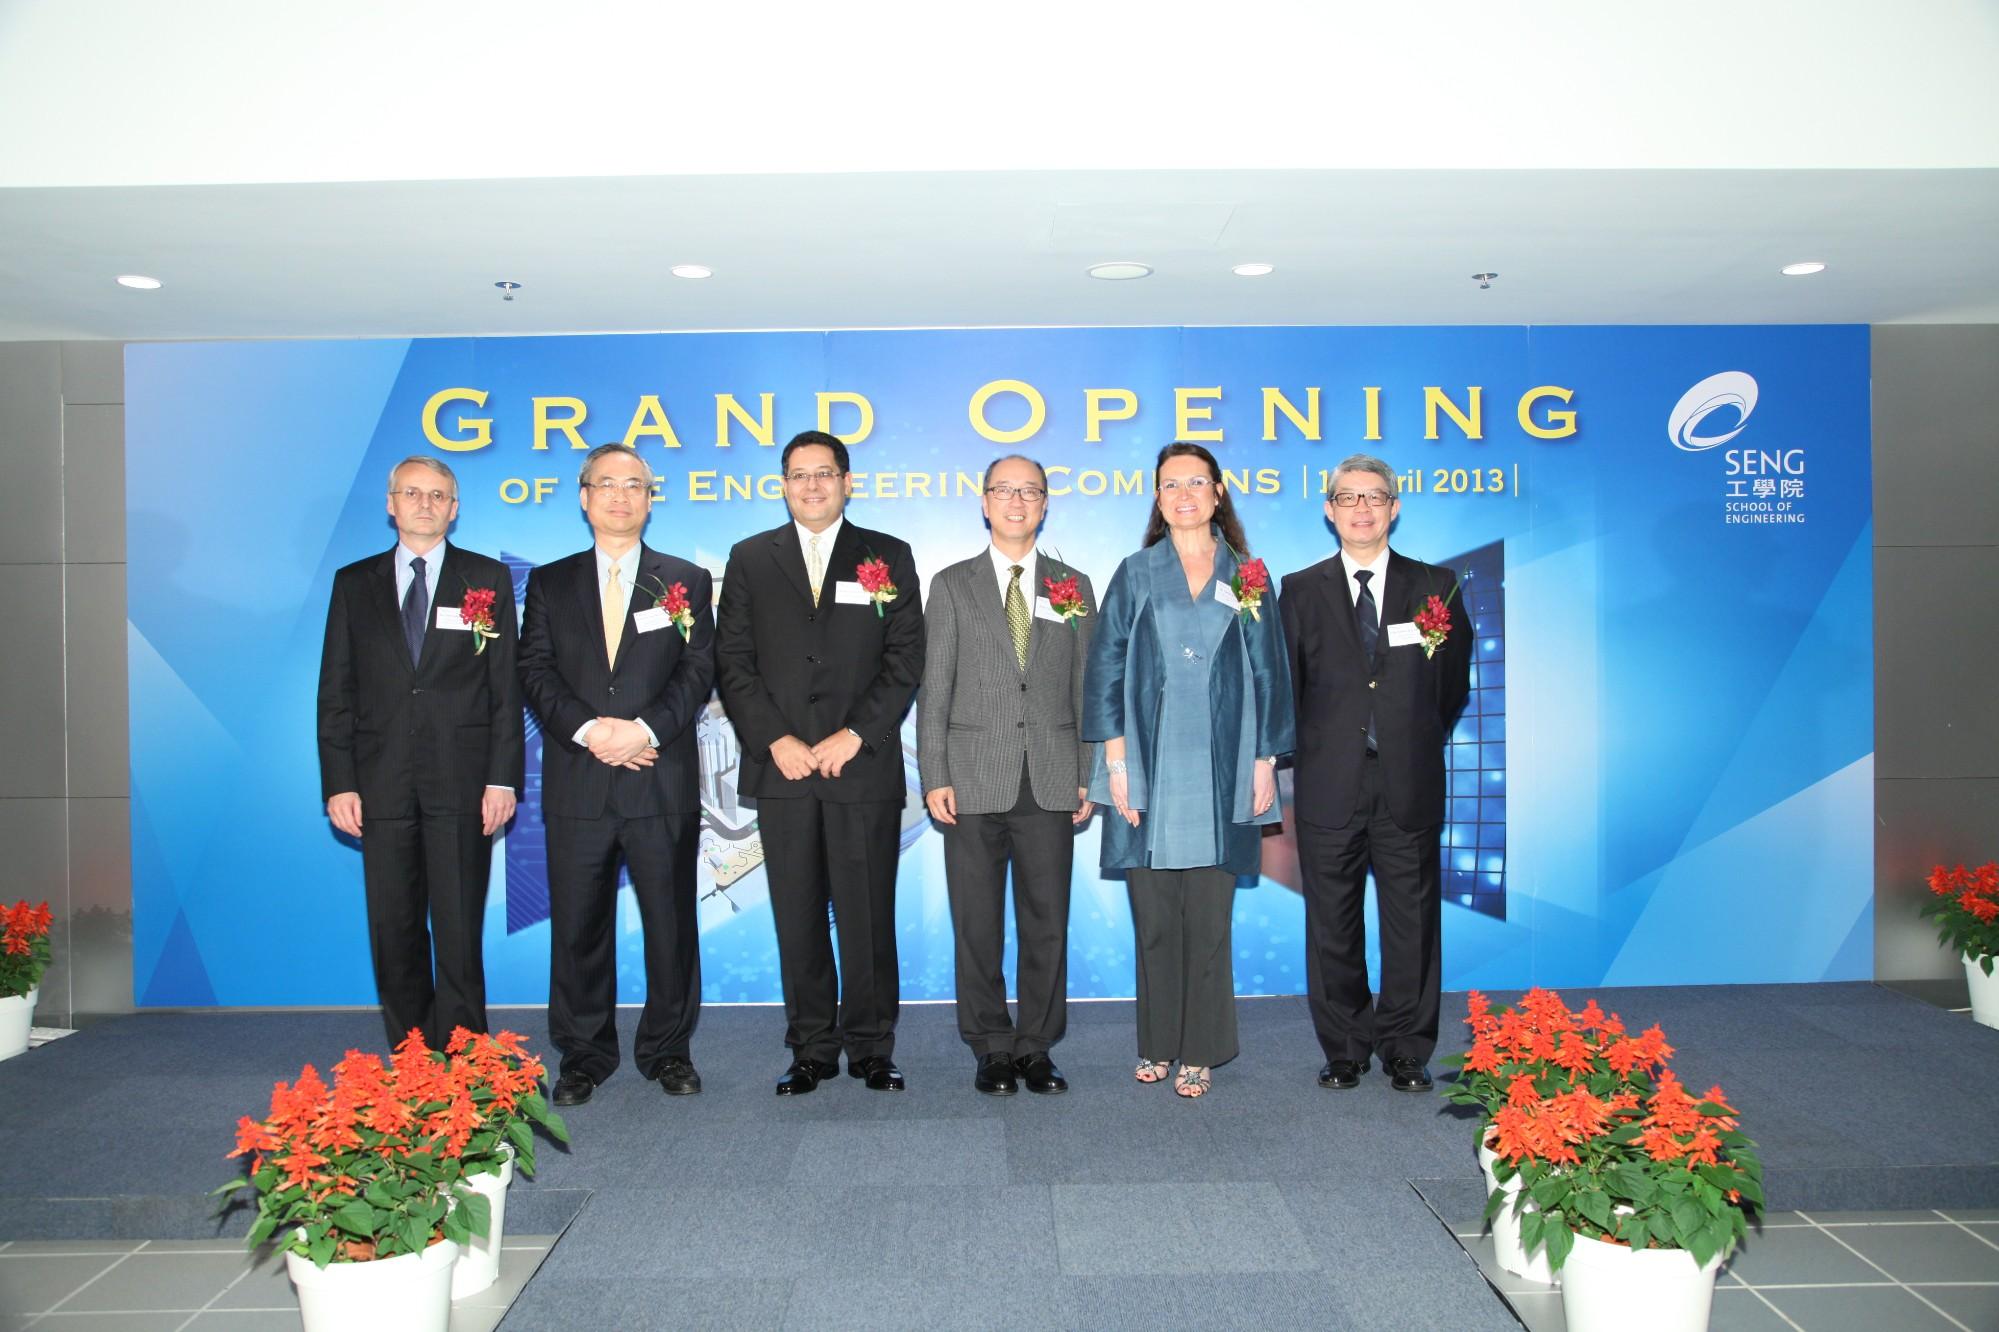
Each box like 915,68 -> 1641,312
1355,569 -> 1379,753
402,555 -> 428,665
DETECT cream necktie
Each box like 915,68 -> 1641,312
603,562 -> 625,663
1006,565 -> 1030,670
807,533 -> 824,607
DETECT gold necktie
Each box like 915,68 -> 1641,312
807,533 -> 824,607
1006,564 -> 1030,670
603,562 -> 625,663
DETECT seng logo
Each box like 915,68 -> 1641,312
1667,371 -> 1759,452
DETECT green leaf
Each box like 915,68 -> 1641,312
1685,1222 -> 1718,1268
1520,1207 -> 1544,1250
307,1229 -> 336,1270
1577,1188 -> 1613,1231
1484,1188 -> 1510,1223
1671,1198 -> 1704,1246
459,1188 -> 492,1239
1609,1165 -> 1658,1204
330,1202 -> 378,1238
1544,1216 -> 1575,1271
1530,1176 -> 1571,1210
245,1216 -> 277,1249
363,1180 -> 394,1209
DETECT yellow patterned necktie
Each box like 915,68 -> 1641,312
1006,564 -> 1030,669
603,562 -> 625,663
808,533 -> 824,607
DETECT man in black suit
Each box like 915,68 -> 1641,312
716,430 -> 924,1095
1280,453 -> 1471,1094
518,443 -> 716,1104
318,455 -> 524,1048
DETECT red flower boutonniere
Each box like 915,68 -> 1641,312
855,556 -> 898,618
644,577 -> 696,641
1414,581 -> 1463,659
458,586 -> 501,655
1231,558 -> 1270,622
1042,569 -> 1088,627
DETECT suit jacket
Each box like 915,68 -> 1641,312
317,542 -> 525,817
917,550 -> 1096,816
715,521 -> 924,803
517,545 -> 716,819
1082,537 -> 1295,875
1280,549 -> 1471,831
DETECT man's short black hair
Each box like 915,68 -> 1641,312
781,430 -> 850,475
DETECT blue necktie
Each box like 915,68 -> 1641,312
1355,569 -> 1379,753
402,555 -> 428,666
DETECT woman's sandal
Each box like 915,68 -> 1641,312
1174,1064 -> 1212,1098
1134,1058 -> 1172,1084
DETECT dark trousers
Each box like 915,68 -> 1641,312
942,761 -> 1073,1058
1126,866 -> 1239,1067
758,794 -> 902,1064
1297,754 -> 1443,1064
361,809 -> 492,1049
545,811 -> 701,1083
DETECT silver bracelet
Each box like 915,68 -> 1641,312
1107,759 -> 1128,775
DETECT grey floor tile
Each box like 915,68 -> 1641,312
1458,1232 -> 1560,1297
1965,1223 -> 1999,1249
183,1312 -> 305,1332
136,1240 -> 249,1255
60,1253 -> 253,1313
1914,1284 -> 1999,1329
1760,1285 -> 1961,1330
206,1253 -> 294,1311
0,1243 -> 141,1257
451,1241 -> 553,1311
1758,1212 -> 1816,1228
1707,1288 -> 1798,1332
0,1254 -> 125,1317
26,1316 -> 196,1330
1050,1182 -> 1316,1276
1939,1210 -> 1999,1223
789,1118 -> 1006,1186
1497,1290 -> 1563,1332
1829,1221 -> 1999,1285
1721,1226 -> 1894,1287
446,1308 -> 503,1332
1804,1209 -> 1955,1225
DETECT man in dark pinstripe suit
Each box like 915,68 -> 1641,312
918,455 -> 1096,1096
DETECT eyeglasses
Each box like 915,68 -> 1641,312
785,469 -> 844,486
584,478 -> 653,495
1331,490 -> 1395,508
1158,476 -> 1214,493
392,487 -> 455,506
986,484 -> 1047,502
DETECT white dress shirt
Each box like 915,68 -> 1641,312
794,516 -> 845,587
1340,546 -> 1391,619
986,544 -> 1039,602
573,543 -> 658,749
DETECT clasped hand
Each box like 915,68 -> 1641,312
586,717 -> 657,769
770,729 -> 864,781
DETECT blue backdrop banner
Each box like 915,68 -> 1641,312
126,325 -> 1874,1006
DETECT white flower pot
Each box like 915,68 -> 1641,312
1478,1141 -> 1556,1285
450,1148 -> 514,1299
0,988 -> 37,1061
1559,1227 -> 1721,1332
287,1237 -> 458,1332
1965,954 -> 1999,1030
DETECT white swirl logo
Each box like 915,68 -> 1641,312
1668,371 -> 1758,451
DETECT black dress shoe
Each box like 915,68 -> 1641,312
1386,1057 -> 1433,1093
551,1071 -> 596,1107
974,1053 -> 1018,1096
1016,1052 -> 1068,1095
774,1057 -> 841,1096
849,1055 -> 907,1091
655,1056 -> 702,1097
1317,1058 -> 1370,1090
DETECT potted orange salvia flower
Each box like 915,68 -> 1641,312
1919,860 -> 1999,1029
442,1027 -> 569,1298
1445,988 -> 1764,1332
0,900 -> 54,1061
218,1028 -> 564,1332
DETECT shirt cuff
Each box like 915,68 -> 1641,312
485,785 -> 514,794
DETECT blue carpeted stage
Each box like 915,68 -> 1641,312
2,985 -> 1992,1329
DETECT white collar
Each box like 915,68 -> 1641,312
795,516 -> 844,554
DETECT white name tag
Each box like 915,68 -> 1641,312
435,606 -> 470,630
1386,621 -> 1422,648
633,606 -> 672,634
832,580 -> 870,606
1214,580 -> 1240,610
1034,596 -> 1067,623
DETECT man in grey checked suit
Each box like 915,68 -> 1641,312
919,455 -> 1096,1096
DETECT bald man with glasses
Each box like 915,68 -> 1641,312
1280,453 -> 1471,1096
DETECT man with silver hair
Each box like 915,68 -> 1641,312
519,443 -> 716,1104
1280,453 -> 1471,1095
318,454 -> 524,1047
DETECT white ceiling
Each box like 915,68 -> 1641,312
2,1 -> 1996,339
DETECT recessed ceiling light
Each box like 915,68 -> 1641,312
1087,261 -> 1152,281
670,264 -> 713,280
116,274 -> 162,290
1781,261 -> 1827,276
1232,262 -> 1275,277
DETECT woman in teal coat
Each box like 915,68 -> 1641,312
1083,443 -> 1295,1098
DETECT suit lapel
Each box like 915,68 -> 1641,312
370,549 -> 414,673
571,550 -> 612,673
826,521 -> 868,599
1021,553 -> 1056,673
1316,555 -> 1369,669
414,543 -> 460,674
619,546 -> 671,671
766,525 -> 814,608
